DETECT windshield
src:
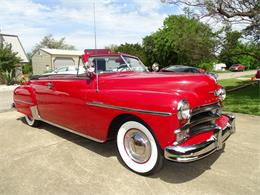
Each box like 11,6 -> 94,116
122,56 -> 147,72
87,55 -> 147,74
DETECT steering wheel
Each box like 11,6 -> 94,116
117,64 -> 130,72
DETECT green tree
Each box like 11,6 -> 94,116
219,31 -> 260,69
22,52 -> 33,74
108,43 -> 148,65
219,31 -> 242,66
143,15 -> 216,67
32,34 -> 75,54
162,0 -> 260,42
0,43 -> 21,85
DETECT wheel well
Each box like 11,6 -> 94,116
107,114 -> 142,140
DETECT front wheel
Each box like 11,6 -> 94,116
117,120 -> 163,175
24,115 -> 40,127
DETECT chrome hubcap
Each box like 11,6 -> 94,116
124,129 -> 151,163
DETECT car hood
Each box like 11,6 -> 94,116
98,72 -> 221,108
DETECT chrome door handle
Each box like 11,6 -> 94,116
46,82 -> 53,88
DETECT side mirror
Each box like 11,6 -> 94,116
152,63 -> 159,72
87,71 -> 95,79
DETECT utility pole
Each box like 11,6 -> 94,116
93,1 -> 97,52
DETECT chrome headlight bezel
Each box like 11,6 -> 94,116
177,99 -> 191,120
215,87 -> 226,101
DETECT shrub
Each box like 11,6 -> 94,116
0,70 -> 18,85
197,62 -> 213,71
22,64 -> 32,74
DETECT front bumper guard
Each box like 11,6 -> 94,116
164,114 -> 235,162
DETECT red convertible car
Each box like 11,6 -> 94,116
13,53 -> 235,175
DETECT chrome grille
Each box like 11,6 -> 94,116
190,103 -> 222,136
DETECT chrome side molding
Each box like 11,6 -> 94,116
14,99 -> 33,105
87,101 -> 172,116
30,106 -> 41,120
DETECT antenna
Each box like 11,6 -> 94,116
94,1 -> 97,52
93,1 -> 99,92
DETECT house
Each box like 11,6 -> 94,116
213,63 -> 226,71
0,33 -> 29,64
0,33 -> 29,83
32,48 -> 84,75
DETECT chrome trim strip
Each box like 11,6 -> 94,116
14,99 -> 33,105
30,106 -> 41,120
190,124 -> 220,136
87,102 -> 172,116
30,105 -> 104,143
191,103 -> 221,116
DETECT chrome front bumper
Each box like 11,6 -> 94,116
164,114 -> 235,162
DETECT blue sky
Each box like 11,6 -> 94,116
0,0 -> 181,52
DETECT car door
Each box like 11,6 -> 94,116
34,74 -> 97,137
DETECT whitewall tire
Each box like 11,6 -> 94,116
117,120 -> 163,175
24,115 -> 39,127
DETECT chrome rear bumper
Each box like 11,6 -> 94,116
164,114 -> 235,162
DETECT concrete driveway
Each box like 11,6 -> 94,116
0,111 -> 259,195
0,85 -> 18,112
218,70 -> 256,80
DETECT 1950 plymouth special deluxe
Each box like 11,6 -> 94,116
13,53 -> 235,175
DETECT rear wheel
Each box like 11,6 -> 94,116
24,115 -> 40,127
117,120 -> 163,175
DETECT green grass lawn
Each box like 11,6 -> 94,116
223,83 -> 260,116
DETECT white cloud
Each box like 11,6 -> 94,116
0,0 -> 167,52
0,0 -> 248,54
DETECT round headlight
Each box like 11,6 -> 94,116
177,99 -> 191,120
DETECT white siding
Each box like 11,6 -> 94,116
32,50 -> 52,75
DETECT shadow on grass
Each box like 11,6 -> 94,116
17,116 -> 223,183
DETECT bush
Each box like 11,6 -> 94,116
197,62 -> 213,71
22,64 -> 32,74
0,43 -> 21,85
236,55 -> 258,69
0,70 -> 18,85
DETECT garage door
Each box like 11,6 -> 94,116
54,58 -> 74,69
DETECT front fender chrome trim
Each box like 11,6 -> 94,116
14,99 -> 33,105
87,102 -> 172,116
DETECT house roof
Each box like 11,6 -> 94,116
0,33 -> 29,63
40,48 -> 83,56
